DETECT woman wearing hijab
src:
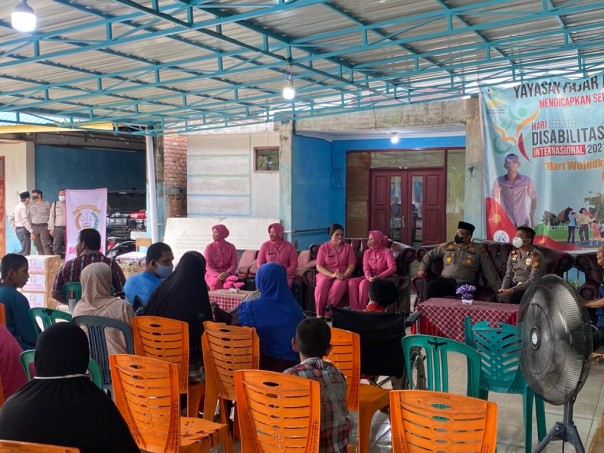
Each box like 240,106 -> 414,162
314,223 -> 356,320
0,323 -> 138,452
348,230 -> 397,310
213,262 -> 305,372
257,223 -> 298,287
145,251 -> 213,382
0,324 -> 27,400
72,262 -> 135,357
204,224 -> 238,290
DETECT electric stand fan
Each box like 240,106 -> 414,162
517,275 -> 594,453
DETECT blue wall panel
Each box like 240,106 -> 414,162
35,145 -> 146,199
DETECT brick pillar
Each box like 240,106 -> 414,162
163,134 -> 187,217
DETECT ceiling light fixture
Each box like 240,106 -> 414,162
11,0 -> 37,33
390,133 -> 400,144
282,74 -> 296,101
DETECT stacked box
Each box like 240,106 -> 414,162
21,255 -> 62,309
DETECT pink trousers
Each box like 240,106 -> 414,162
205,274 -> 224,291
348,277 -> 371,310
314,274 -> 349,317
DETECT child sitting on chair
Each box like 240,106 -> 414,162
284,318 -> 351,453
365,278 -> 399,312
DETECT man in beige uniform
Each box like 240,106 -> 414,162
48,188 -> 66,258
417,221 -> 502,301
498,226 -> 544,304
8,191 -> 33,255
29,189 -> 53,255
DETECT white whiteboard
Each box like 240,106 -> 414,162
163,217 -> 280,260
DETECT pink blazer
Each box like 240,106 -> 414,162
363,247 -> 397,279
257,240 -> 298,279
204,241 -> 238,277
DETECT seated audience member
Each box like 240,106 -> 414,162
314,223 -> 356,320
52,228 -> 126,303
0,323 -> 139,453
203,224 -> 238,290
417,221 -> 501,301
72,263 -> 135,356
584,245 -> 604,336
0,254 -> 37,349
124,241 -> 174,312
498,226 -> 544,304
365,278 -> 399,312
348,229 -> 396,310
284,318 -> 350,453
213,262 -> 305,372
0,324 -> 27,399
257,223 -> 298,287
146,251 -> 213,383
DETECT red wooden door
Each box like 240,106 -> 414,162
370,169 -> 445,246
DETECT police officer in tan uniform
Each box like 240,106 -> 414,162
417,221 -> 502,301
498,226 -> 544,304
48,188 -> 66,258
29,189 -> 53,255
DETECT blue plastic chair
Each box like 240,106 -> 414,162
402,334 -> 482,398
28,307 -> 72,335
464,317 -> 546,453
19,349 -> 103,390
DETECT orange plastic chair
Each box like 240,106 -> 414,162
235,369 -> 321,452
131,316 -> 202,417
390,389 -> 498,452
202,321 -> 259,433
0,440 -> 79,452
109,354 -> 231,453
328,327 -> 391,453
0,303 -> 6,326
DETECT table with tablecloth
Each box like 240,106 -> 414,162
208,289 -> 253,311
417,298 -> 519,342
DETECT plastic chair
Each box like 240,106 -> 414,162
28,307 -> 72,335
235,369 -> 321,452
390,390 -> 498,453
109,354 -> 231,453
19,349 -> 103,390
62,282 -> 82,313
464,317 -> 547,452
131,316 -> 202,417
71,315 -> 134,394
0,303 -> 6,326
202,321 -> 259,434
402,334 -> 482,398
0,440 -> 80,452
329,327 -> 391,453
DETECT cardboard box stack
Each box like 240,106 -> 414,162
22,255 -> 62,309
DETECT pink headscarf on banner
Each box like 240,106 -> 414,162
368,230 -> 388,249
268,223 -> 285,242
212,224 -> 230,241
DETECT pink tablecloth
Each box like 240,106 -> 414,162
208,289 -> 253,311
417,298 -> 519,342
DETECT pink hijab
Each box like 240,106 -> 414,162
369,230 -> 388,249
268,223 -> 285,242
212,224 -> 230,241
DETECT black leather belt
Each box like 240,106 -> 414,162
32,223 -> 48,226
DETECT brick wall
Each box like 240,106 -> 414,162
163,134 -> 187,217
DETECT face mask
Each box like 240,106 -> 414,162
58,196 -> 65,202
454,234 -> 465,244
512,237 -> 524,248
156,264 -> 174,278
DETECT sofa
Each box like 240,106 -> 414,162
410,240 -> 575,304
574,252 -> 600,300
303,238 -> 416,313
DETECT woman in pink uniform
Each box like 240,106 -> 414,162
257,223 -> 298,287
314,223 -> 356,319
348,230 -> 397,310
203,224 -> 238,290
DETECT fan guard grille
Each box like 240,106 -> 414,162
517,275 -> 592,405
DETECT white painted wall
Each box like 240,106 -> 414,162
1,141 -> 36,253
187,133 -> 280,218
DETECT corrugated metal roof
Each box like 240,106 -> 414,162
0,0 -> 603,135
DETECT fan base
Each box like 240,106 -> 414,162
534,420 -> 585,453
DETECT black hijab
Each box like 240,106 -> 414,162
0,323 -> 139,453
145,251 -> 213,359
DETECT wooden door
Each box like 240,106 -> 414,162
0,157 -> 5,256
370,169 -> 445,246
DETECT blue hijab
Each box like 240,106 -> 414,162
238,262 -> 304,361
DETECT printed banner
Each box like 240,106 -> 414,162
482,73 -> 604,251
65,188 -> 107,261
